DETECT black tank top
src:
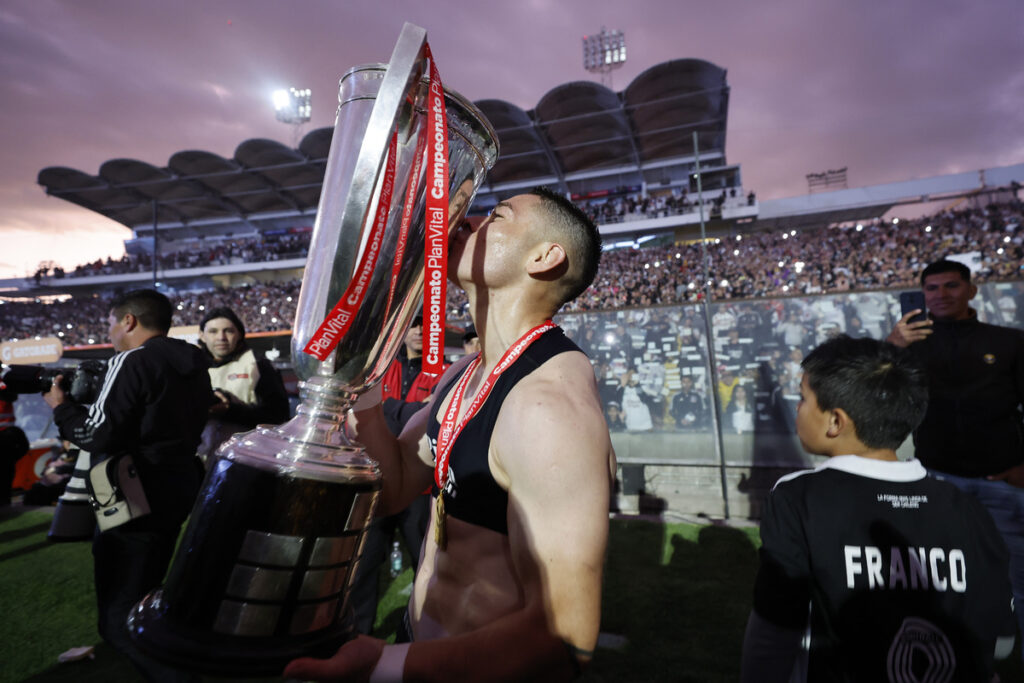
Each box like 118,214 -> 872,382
427,327 -> 581,535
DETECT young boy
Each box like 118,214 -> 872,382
741,335 -> 1015,682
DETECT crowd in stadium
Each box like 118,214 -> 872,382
564,199 -> 1023,311
41,233 -> 310,281
4,199 -> 1021,347
0,281 -> 469,348
1,281 -> 300,347
577,186 -> 756,225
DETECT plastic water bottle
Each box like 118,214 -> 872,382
389,541 -> 402,578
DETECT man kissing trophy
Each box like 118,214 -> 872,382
127,23 -> 498,676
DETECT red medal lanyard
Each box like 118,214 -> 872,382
434,320 -> 557,490
305,42 -> 448,363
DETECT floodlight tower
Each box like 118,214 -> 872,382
272,87 -> 312,148
582,27 -> 626,88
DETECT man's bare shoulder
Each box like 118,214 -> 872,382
511,349 -> 603,418
493,350 -> 610,476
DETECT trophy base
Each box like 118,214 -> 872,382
129,589 -> 355,677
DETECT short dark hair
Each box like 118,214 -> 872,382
528,186 -> 602,306
921,259 -> 971,285
801,335 -> 927,450
110,289 -> 173,333
200,307 -> 246,337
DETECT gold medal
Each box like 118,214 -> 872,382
434,493 -> 447,550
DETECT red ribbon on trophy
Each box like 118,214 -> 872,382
304,43 -> 449,369
421,43 -> 448,375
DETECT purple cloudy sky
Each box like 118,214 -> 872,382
1,0 -> 1022,278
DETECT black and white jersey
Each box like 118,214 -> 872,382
754,455 -> 1015,682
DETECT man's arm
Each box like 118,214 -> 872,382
286,609 -> 579,683
741,485 -> 812,683
380,397 -> 424,436
740,611 -> 804,683
45,349 -> 143,455
351,357 -> 472,516
219,359 -> 291,426
490,350 -> 612,666
886,310 -> 932,348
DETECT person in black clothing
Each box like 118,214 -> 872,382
44,289 -> 210,682
604,401 -> 627,431
742,336 -> 1015,682
286,189 -> 614,682
671,374 -> 708,431
196,307 -> 290,461
888,259 -> 1024,659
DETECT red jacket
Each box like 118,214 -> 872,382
0,399 -> 15,430
381,356 -> 446,402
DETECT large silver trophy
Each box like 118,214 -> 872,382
127,23 -> 498,676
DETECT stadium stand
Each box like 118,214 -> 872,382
60,232 -> 310,279
10,54 -> 1023,518
5,198 -> 1022,343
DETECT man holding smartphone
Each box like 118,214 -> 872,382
888,258 -> 1024,659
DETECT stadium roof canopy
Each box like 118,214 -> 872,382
37,59 -> 729,230
479,58 -> 729,187
38,132 -> 333,229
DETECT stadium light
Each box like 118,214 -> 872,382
272,90 -> 291,111
582,27 -> 626,87
273,87 -> 312,124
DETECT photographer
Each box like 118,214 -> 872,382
44,289 -> 210,682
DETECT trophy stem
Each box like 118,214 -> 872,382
273,376 -> 361,455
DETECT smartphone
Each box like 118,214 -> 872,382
899,291 -> 927,324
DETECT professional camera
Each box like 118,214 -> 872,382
0,361 -> 107,404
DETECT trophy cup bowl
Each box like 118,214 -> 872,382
126,23 -> 498,676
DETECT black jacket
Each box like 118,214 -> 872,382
54,335 -> 211,519
910,313 -> 1024,477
